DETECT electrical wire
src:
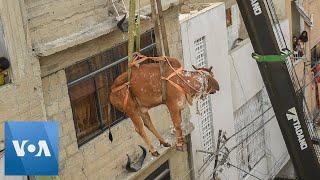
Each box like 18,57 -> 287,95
230,54 -> 248,101
230,114 -> 276,152
226,162 -> 263,180
226,106 -> 273,142
211,114 -> 275,179
198,105 -> 274,174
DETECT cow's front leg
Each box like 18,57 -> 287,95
167,105 -> 184,151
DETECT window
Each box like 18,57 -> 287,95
226,8 -> 232,27
194,36 -> 215,162
66,30 -> 157,145
311,45 -> 320,68
234,90 -> 267,179
145,161 -> 170,180
0,20 -> 10,86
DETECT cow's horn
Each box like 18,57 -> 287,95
126,154 -> 136,172
136,145 -> 147,168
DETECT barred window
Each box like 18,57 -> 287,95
194,36 -> 215,162
234,90 -> 267,179
66,29 -> 156,145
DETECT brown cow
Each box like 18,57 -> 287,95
109,55 -> 219,156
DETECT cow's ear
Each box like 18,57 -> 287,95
192,65 -> 198,70
209,66 -> 213,72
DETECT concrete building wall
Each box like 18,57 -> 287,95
287,0 -> 320,116
304,0 -> 320,48
180,3 -> 236,179
0,0 -> 46,143
226,4 -> 241,51
25,0 -> 179,56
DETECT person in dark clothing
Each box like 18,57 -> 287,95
296,38 -> 305,57
299,31 -> 308,43
0,57 -> 10,86
293,36 -> 298,51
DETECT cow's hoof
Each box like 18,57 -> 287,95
151,151 -> 160,157
160,142 -> 171,147
176,145 -> 184,151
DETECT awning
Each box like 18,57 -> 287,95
294,0 -> 313,27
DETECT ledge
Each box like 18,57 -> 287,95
33,19 -> 117,57
34,0 -> 179,57
115,120 -> 194,180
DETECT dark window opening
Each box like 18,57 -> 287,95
226,8 -> 232,27
0,21 -> 10,87
65,29 -> 157,145
145,161 -> 171,180
311,45 -> 320,68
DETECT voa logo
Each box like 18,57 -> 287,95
251,0 -> 262,16
12,140 -> 51,157
5,121 -> 58,175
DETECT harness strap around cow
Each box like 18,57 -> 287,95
129,53 -> 169,68
161,67 -> 185,94
111,55 -> 208,110
162,56 -> 202,94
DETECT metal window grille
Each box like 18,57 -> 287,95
234,90 -> 267,179
194,36 -> 215,162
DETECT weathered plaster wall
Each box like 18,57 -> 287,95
305,0 -> 320,47
0,0 -> 46,141
25,0 -> 180,56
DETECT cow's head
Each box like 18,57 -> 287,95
192,65 -> 220,94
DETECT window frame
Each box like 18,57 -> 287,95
194,36 -> 215,162
234,90 -> 267,179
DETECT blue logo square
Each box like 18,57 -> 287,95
4,121 -> 59,175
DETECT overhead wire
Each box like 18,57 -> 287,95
205,114 -> 275,179
230,114 -> 276,152
198,104 -> 274,175
230,54 -> 248,101
226,162 -> 263,180
226,106 -> 273,142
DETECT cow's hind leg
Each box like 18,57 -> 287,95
140,111 -> 171,147
126,109 -> 160,157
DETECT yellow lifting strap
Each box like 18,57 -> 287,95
127,0 -> 141,82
